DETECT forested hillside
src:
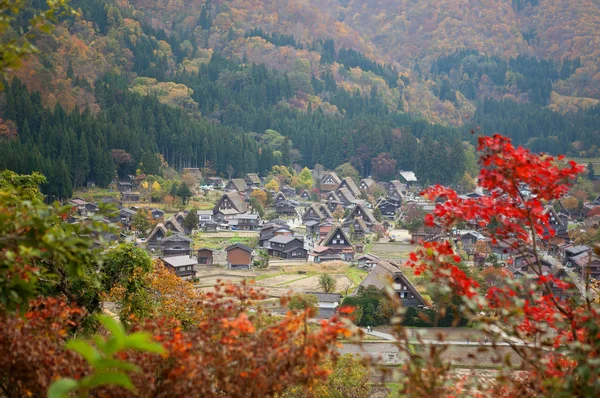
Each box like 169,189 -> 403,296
1,0 -> 600,198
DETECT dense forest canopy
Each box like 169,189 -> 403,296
1,0 -> 600,198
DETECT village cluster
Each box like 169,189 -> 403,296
65,167 -> 600,315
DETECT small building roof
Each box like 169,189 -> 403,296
269,235 -> 300,245
227,178 -> 249,191
304,292 -> 342,303
161,255 -> 198,268
226,243 -> 253,253
161,234 -> 193,243
398,171 -> 417,182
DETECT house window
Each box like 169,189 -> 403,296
400,292 -> 406,298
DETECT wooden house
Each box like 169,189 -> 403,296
147,223 -> 168,251
161,255 -> 197,279
320,172 -> 341,192
355,253 -> 380,270
259,223 -> 293,248
197,248 -> 215,265
300,190 -> 311,200
161,234 -> 193,257
326,191 -> 343,211
281,186 -> 296,197
231,213 -> 261,231
572,252 -> 600,280
121,191 -> 141,203
335,187 -> 356,206
225,178 -> 249,192
398,171 -> 417,187
544,206 -> 569,239
197,210 -> 214,226
150,208 -> 165,220
304,220 -> 319,236
304,292 -> 342,319
164,217 -> 185,234
338,177 -> 361,198
319,225 -> 354,261
244,173 -> 261,187
275,200 -> 299,215
274,192 -> 287,205
206,177 -> 223,188
117,181 -> 133,192
267,236 -> 307,259
100,197 -> 122,209
118,208 -> 136,227
226,244 -> 254,270
359,178 -> 376,192
302,203 -> 332,224
213,192 -> 248,223
358,261 -> 426,308
344,203 -> 377,227
375,197 -> 400,218
346,218 -> 371,239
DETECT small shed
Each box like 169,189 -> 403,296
197,248 -> 215,265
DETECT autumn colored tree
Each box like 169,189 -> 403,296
282,354 -> 370,398
561,195 -> 580,211
298,167 -> 314,189
93,282 -> 352,397
0,170 -> 112,313
250,189 -> 268,207
131,208 -> 153,234
0,0 -> 76,86
395,134 -> 599,396
371,152 -> 397,180
265,178 -> 280,192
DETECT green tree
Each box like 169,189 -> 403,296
298,167 -> 314,189
318,274 -> 337,293
183,209 -> 198,232
101,244 -> 154,323
287,293 -> 319,315
131,209 -> 153,234
0,0 -> 77,87
140,152 -> 161,175
282,354 -> 371,398
0,171 -> 112,313
588,162 -> 596,180
373,207 -> 383,222
177,182 -> 193,204
334,162 -> 360,182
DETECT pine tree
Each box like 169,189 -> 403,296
177,182 -> 193,204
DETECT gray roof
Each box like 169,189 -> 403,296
304,292 -> 342,303
269,235 -> 300,245
161,234 -> 193,243
237,213 -> 260,220
566,245 -> 590,255
398,171 -> 417,182
304,220 -> 319,227
197,210 -> 213,215
161,255 -> 198,267
227,178 -> 249,191
215,192 -> 247,213
341,177 -> 361,197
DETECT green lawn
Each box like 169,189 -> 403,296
193,232 -> 258,250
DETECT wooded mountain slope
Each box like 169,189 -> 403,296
1,0 -> 599,198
